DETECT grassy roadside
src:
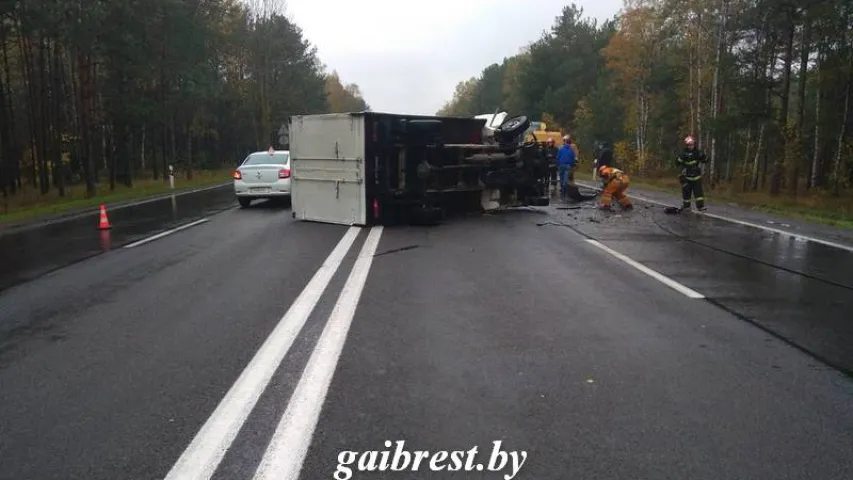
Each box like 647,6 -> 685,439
0,168 -> 233,226
630,176 -> 853,230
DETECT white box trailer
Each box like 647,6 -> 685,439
289,113 -> 368,226
289,111 -> 551,227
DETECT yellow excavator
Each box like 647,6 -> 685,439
524,121 -> 562,144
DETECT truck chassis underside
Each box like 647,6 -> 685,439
365,114 -> 552,226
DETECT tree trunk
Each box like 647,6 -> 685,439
62,47 -> 80,187
20,33 -> 39,189
689,47 -> 695,135
97,90 -> 108,179
709,0 -> 728,187
742,124 -> 752,190
810,45 -> 822,190
0,19 -> 19,195
170,115 -> 177,173
108,122 -> 117,191
186,123 -> 193,180
51,41 -> 65,197
771,11 -> 796,196
832,45 -> 852,195
141,122 -> 146,173
36,37 -> 51,195
760,39 -> 778,191
0,64 -> 10,196
119,122 -> 131,188
159,85 -> 167,183
725,134 -> 733,181
790,21 -> 810,196
77,52 -> 96,196
635,83 -> 648,172
796,21 -> 809,134
752,123 -> 765,191
696,23 -> 703,150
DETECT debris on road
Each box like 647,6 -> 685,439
373,245 -> 420,257
565,184 -> 598,202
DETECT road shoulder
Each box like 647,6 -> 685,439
0,182 -> 230,237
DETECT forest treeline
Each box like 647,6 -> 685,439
438,0 -> 853,196
0,0 -> 368,199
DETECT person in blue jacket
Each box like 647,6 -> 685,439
556,135 -> 577,196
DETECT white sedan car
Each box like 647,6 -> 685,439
233,149 -> 291,208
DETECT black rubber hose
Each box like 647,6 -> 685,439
641,208 -> 853,291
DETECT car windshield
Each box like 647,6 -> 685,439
243,152 -> 289,166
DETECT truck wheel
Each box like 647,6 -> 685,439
495,115 -> 530,143
238,197 -> 252,208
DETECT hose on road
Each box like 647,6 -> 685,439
642,208 -> 853,292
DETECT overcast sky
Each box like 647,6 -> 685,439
284,0 -> 623,115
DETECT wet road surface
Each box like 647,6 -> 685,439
0,185 -> 238,293
1,192 -> 852,480
553,201 -> 853,376
575,180 -> 853,251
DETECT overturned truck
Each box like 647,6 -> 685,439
288,111 -> 552,226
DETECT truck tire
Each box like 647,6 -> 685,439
494,115 -> 530,144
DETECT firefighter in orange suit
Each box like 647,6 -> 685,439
597,165 -> 633,211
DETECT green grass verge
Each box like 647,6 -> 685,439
631,177 -> 853,230
0,168 -> 233,226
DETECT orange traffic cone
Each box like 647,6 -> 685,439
98,204 -> 112,230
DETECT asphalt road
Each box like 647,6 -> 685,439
1,193 -> 852,480
0,184 -> 237,293
579,180 -> 853,249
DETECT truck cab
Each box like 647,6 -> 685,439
474,112 -> 508,143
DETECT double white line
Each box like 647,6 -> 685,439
163,226 -> 383,480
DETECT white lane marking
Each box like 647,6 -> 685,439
124,218 -> 210,248
163,226 -> 362,480
252,226 -> 384,480
625,193 -> 670,207
585,239 -> 705,299
698,212 -> 853,253
575,181 -> 853,254
116,182 -> 231,210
